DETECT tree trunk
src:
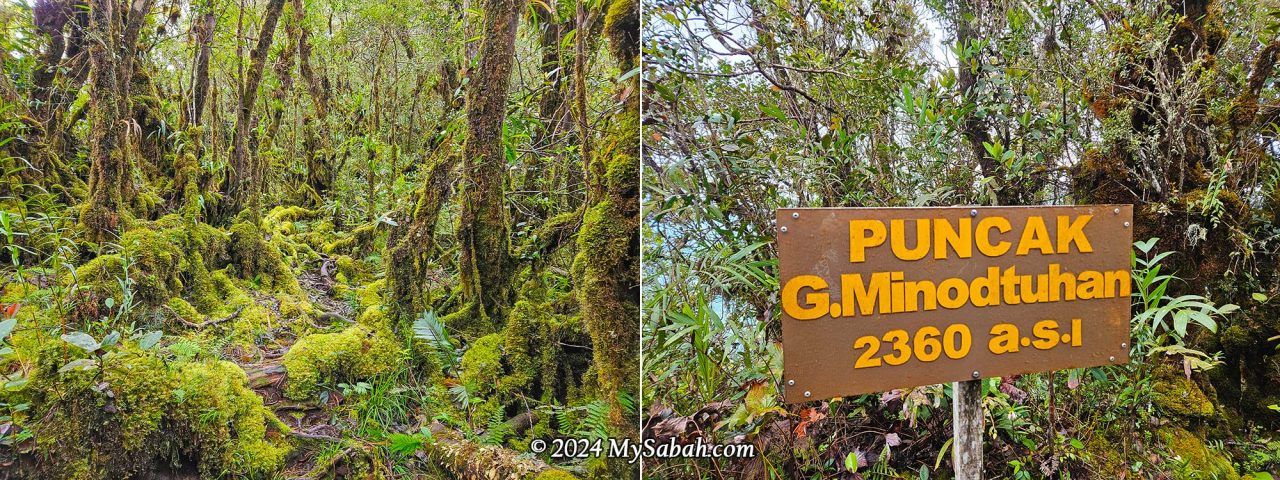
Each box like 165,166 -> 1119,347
189,0 -> 216,126
81,0 -> 156,242
226,0 -> 288,217
455,0 -> 522,330
571,0 -> 640,476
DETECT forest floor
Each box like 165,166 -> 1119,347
0,203 -> 582,479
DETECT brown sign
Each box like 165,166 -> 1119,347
777,206 -> 1133,402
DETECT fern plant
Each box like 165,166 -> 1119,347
412,309 -> 460,375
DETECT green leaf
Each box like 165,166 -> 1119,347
137,331 -> 163,350
100,331 -> 121,350
388,433 -> 424,456
61,332 -> 100,353
0,318 -> 16,340
59,358 -> 99,374
760,104 -> 786,121
844,451 -> 859,473
1253,292 -> 1269,302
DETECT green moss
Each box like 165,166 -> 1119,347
228,220 -> 301,294
603,0 -> 639,70
70,253 -> 126,305
460,333 -> 505,396
167,297 -> 200,323
502,295 -> 589,404
282,325 -> 402,400
322,222 -> 380,256
1219,324 -> 1251,353
1161,425 -> 1241,480
67,228 -> 186,311
535,469 -> 579,480
440,299 -> 492,339
1152,362 -> 1216,418
19,345 -> 289,479
171,360 -> 292,478
356,278 -> 385,310
264,205 -> 319,225
119,228 -> 186,303
357,304 -> 392,334
278,292 -> 317,321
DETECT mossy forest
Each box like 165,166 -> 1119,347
0,0 -> 639,475
644,0 -> 1280,478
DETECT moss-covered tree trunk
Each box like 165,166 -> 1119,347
455,0 -> 522,328
188,0 -> 216,127
81,0 -> 156,242
1072,0 -> 1280,431
387,155 -> 457,328
572,0 -> 639,475
225,0 -> 287,217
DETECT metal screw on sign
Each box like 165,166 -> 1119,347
780,226 -> 788,233
792,212 -> 799,219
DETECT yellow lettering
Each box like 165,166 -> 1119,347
1056,215 -> 1094,253
976,217 -> 1012,257
938,278 -> 969,309
844,272 -> 891,316
1032,320 -> 1060,350
934,218 -> 973,259
1048,263 -> 1076,302
849,220 -> 887,263
891,219 -> 930,261
781,275 -> 829,320
1105,269 -> 1131,297
989,324 -> 1020,354
1077,271 -> 1104,299
971,267 -> 1001,307
1016,216 -> 1054,255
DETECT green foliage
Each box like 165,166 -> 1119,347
1132,238 -> 1234,371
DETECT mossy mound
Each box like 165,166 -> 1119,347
170,360 -> 293,477
15,344 -> 291,479
282,325 -> 402,400
69,226 -> 187,313
1152,361 -> 1216,418
228,220 -> 301,294
460,333 -> 505,396
1160,425 -> 1241,480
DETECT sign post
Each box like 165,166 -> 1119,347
775,206 -> 1133,477
952,379 -> 983,479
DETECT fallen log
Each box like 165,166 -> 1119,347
422,422 -> 579,479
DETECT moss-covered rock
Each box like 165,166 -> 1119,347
228,220 -> 301,294
1160,425 -> 1240,480
460,333 -> 505,396
1152,361 -> 1216,418
17,344 -> 290,479
282,325 -> 402,400
170,360 -> 292,477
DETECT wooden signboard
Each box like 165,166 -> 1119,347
777,206 -> 1133,403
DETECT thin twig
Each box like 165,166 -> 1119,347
164,305 -> 245,328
